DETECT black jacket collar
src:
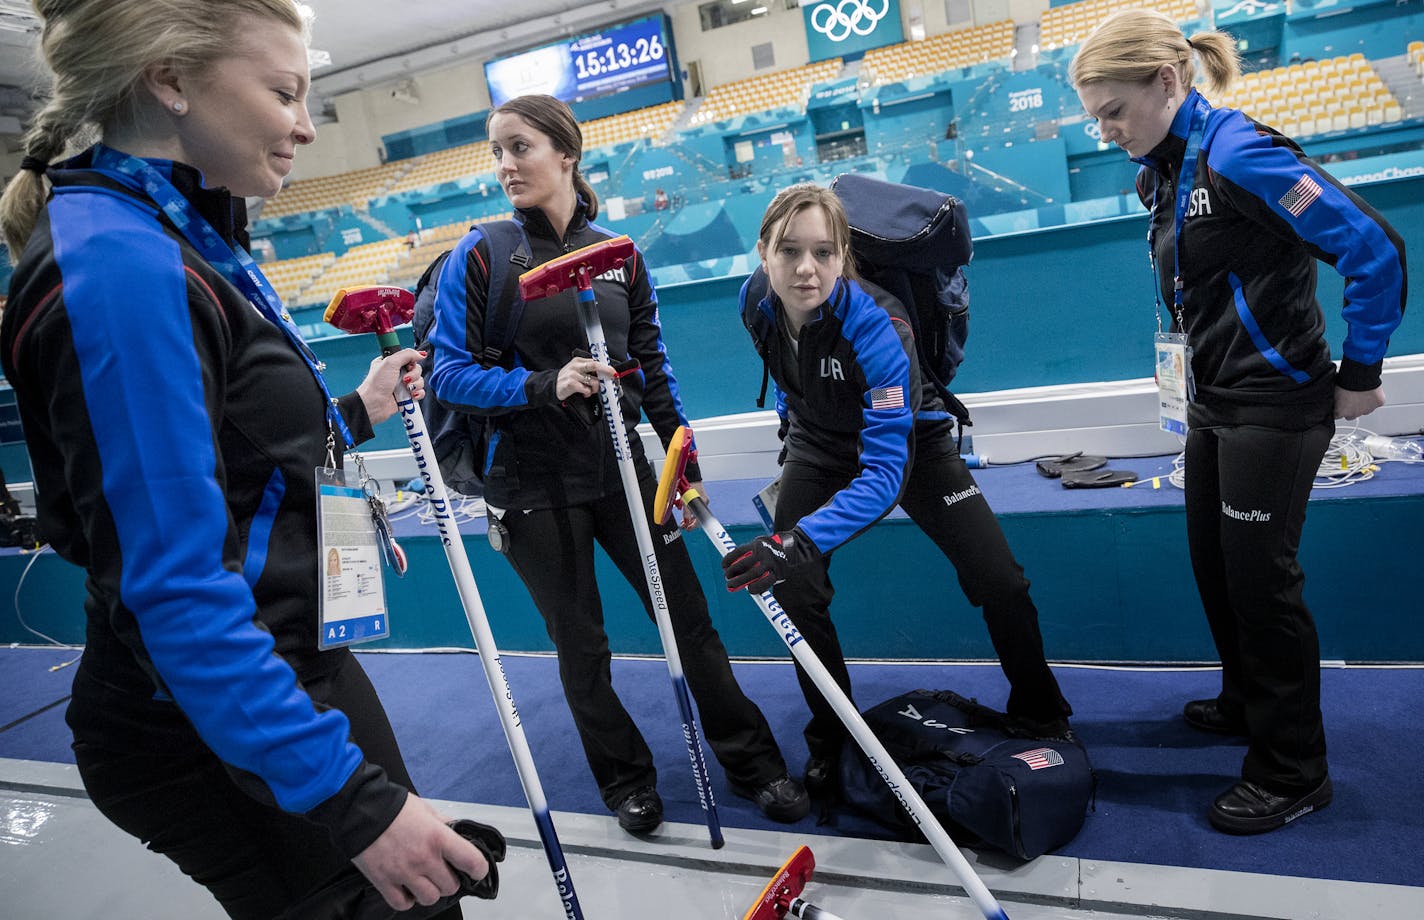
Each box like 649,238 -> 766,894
514,195 -> 591,243
53,144 -> 249,249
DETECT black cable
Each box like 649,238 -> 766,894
988,448 -> 1181,467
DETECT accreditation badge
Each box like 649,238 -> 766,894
1154,332 -> 1194,436
315,467 -> 391,649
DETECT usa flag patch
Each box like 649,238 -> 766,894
1278,173 -> 1323,217
869,385 -> 905,410
1012,748 -> 1065,770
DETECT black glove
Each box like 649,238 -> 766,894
722,530 -> 817,594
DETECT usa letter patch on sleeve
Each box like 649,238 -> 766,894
869,385 -> 905,410
1279,173 -> 1323,217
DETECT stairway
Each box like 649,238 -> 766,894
352,207 -> 402,241
1013,22 -> 1041,72
1375,55 -> 1424,120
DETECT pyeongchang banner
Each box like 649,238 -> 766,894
802,0 -> 905,63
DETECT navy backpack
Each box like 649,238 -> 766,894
838,689 -> 1094,860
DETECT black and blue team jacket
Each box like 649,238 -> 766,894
427,201 -> 701,510
1135,90 -> 1407,429
740,276 -> 955,557
0,147 -> 405,857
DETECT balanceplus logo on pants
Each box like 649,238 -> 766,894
943,484 -> 982,507
1221,501 -> 1272,523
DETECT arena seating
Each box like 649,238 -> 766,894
259,251 -> 337,306
296,236 -> 410,308
1215,54 -> 1403,136
580,100 -> 686,150
860,20 -> 1015,85
382,143 -> 498,198
1040,0 -> 1202,53
687,58 -> 843,126
209,9 -> 1421,293
259,162 -> 401,220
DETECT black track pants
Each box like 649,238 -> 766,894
73,653 -> 458,920
499,461 -> 788,808
772,453 -> 1071,762
1184,421 -> 1333,793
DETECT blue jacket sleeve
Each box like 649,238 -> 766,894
48,195 -> 370,820
1205,111 -> 1407,388
427,227 -> 549,413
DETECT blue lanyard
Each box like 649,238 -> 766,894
92,145 -> 355,449
1148,96 -> 1207,332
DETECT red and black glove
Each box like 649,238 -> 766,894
722,530 -> 818,594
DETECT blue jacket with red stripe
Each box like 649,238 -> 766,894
1135,90 -> 1407,428
0,146 -> 405,857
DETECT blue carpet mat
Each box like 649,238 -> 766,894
5,647 -> 1420,887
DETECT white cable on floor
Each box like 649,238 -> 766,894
1315,428 -> 1378,489
11,544 -> 82,670
1119,427 -> 1421,493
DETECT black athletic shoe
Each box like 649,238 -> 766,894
731,774 -> 810,823
615,786 -> 663,834
1208,777 -> 1332,835
1183,698 -> 1248,736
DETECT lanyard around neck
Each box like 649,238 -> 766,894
92,145 -> 355,450
1147,97 -> 1207,333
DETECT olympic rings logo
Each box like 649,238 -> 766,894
810,0 -> 890,43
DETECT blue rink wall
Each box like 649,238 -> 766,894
6,468 -> 1423,662
1,175 -> 1419,661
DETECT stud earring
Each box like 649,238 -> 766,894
172,101 -> 186,114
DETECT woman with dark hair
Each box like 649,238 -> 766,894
1071,9 -> 1406,834
0,1 -> 489,916
427,94 -> 808,834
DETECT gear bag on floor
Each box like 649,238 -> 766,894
838,689 -> 1093,859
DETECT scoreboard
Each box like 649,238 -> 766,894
484,14 -> 677,108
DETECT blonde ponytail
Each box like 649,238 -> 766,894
2,105 -> 84,258
1070,9 -> 1241,97
1186,30 -> 1242,96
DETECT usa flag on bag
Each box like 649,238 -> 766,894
1013,748 -> 1066,770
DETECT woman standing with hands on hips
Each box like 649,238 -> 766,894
722,184 -> 1073,795
0,2 -> 493,917
427,94 -> 807,835
1070,10 -> 1406,834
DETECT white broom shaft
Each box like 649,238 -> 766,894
691,497 -> 1009,920
395,389 -> 584,919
